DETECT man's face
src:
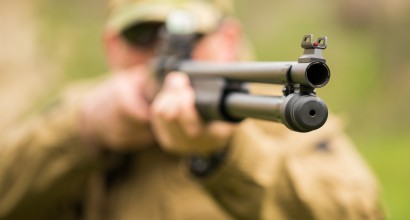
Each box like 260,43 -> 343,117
104,19 -> 241,70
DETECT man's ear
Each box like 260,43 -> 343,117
103,29 -> 127,70
217,18 -> 242,61
192,18 -> 242,61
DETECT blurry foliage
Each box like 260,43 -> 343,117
359,135 -> 410,220
9,0 -> 410,219
19,0 -> 109,118
36,0 -> 107,81
237,1 -> 410,219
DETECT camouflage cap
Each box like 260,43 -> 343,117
107,0 -> 234,34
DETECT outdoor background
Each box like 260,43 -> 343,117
1,0 -> 409,219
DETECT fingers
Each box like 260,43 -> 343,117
153,72 -> 204,136
151,72 -> 205,153
171,73 -> 204,138
151,72 -> 236,156
151,112 -> 188,154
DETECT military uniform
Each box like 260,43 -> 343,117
0,0 -> 384,219
0,80 -> 384,220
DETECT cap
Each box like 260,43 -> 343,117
107,0 -> 234,34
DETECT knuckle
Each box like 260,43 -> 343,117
164,72 -> 190,89
151,101 -> 162,116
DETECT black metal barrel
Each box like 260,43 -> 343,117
180,61 -> 330,88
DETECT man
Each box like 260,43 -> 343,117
0,0 -> 384,219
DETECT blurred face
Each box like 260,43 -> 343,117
192,19 -> 241,62
104,19 -> 241,71
103,29 -> 156,70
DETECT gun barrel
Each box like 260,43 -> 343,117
180,61 -> 330,88
224,93 -> 328,132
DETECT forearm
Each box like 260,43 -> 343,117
191,119 -> 285,219
193,118 -> 385,220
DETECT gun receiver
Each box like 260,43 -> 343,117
154,32 -> 330,132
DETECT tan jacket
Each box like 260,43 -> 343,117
0,80 -> 384,220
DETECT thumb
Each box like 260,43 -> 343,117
163,72 -> 191,90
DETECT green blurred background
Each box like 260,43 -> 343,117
1,0 -> 409,219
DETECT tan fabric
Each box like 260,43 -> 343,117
0,80 -> 384,220
0,81 -> 99,219
106,0 -> 233,33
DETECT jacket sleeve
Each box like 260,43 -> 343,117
0,84 -> 99,219
197,117 -> 385,220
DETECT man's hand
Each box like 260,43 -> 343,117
151,72 -> 235,156
81,69 -> 234,155
81,66 -> 156,152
